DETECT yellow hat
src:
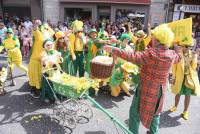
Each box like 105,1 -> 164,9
121,62 -> 139,74
151,24 -> 174,47
55,31 -> 65,39
72,20 -> 84,33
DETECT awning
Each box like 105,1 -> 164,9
59,0 -> 150,4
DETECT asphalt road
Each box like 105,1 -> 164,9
0,56 -> 200,134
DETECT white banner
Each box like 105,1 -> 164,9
174,4 -> 200,13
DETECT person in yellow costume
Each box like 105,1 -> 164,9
0,28 -> 28,85
28,20 -> 54,98
104,24 -> 182,134
109,34 -> 136,97
69,20 -> 87,77
169,43 -> 200,120
40,39 -> 63,103
129,24 -> 151,52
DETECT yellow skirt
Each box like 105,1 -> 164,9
28,59 -> 42,89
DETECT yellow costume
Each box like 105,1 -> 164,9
69,20 -> 86,77
28,29 -> 44,89
28,22 -> 55,90
0,28 -> 27,73
110,34 -> 137,97
129,30 -> 151,51
171,50 -> 200,95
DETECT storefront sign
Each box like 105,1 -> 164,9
60,0 -> 150,4
174,4 -> 200,13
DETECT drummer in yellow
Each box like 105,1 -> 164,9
0,28 -> 28,85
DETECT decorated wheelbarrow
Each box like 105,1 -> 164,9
0,63 -> 8,96
42,67 -> 133,134
0,61 -> 15,96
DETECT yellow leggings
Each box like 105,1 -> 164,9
8,49 -> 28,73
111,81 -> 130,97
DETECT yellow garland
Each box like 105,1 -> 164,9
121,62 -> 139,75
49,73 -> 99,93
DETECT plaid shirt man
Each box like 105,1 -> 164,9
112,46 -> 181,128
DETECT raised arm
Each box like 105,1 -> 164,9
104,45 -> 150,65
172,45 -> 182,64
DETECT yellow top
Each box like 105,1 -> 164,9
30,29 -> 44,60
130,32 -> 151,47
69,33 -> 84,52
2,36 -> 20,50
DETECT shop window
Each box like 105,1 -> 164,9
98,6 -> 111,22
64,8 -> 92,22
189,15 -> 196,19
197,14 -> 200,19
116,9 -> 145,30
3,6 -> 31,19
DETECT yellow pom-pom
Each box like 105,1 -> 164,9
55,31 -> 65,40
151,24 -> 174,47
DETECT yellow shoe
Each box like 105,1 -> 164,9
182,111 -> 189,120
169,106 -> 177,112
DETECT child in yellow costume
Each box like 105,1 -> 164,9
28,20 -> 55,98
169,43 -> 200,120
69,20 -> 87,77
0,28 -> 28,85
129,24 -> 151,51
109,34 -> 137,97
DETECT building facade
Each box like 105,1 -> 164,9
0,0 -> 41,19
170,0 -> 200,23
150,0 -> 171,27
0,0 -> 151,27
43,0 -> 151,27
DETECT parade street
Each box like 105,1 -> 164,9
0,57 -> 200,134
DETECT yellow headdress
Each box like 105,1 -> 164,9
55,31 -> 65,40
151,24 -> 174,47
72,20 -> 84,33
